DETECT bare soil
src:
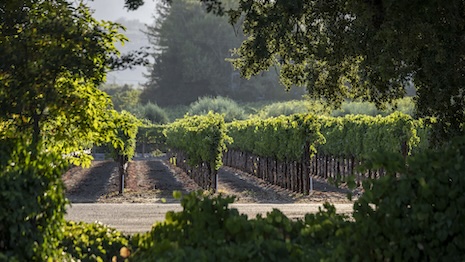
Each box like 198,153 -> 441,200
63,157 -> 355,204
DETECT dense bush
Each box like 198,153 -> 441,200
387,97 -> 415,116
131,102 -> 169,125
334,136 -> 465,261
332,100 -> 380,116
130,191 -> 348,261
227,114 -> 323,162
61,221 -> 130,262
257,100 -> 330,118
162,104 -> 189,122
0,142 -> 68,261
331,98 -> 415,117
142,103 -> 169,124
188,96 -> 246,122
164,113 -> 230,171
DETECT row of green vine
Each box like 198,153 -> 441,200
163,112 -> 231,173
143,112 -> 431,172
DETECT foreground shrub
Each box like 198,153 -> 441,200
129,137 -> 465,261
130,191 -> 348,261
61,221 -> 130,262
0,142 -> 68,261
336,137 -> 465,261
188,96 -> 246,122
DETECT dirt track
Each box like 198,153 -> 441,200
63,157 -> 356,234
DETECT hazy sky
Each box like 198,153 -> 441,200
83,0 -> 158,85
85,0 -> 158,24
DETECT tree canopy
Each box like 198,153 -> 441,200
0,0 -> 128,160
127,0 -> 465,141
0,0 -> 142,258
227,0 -> 465,141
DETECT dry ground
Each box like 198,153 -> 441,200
63,157 -> 356,204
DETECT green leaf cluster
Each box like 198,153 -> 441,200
334,136 -> 465,261
257,99 -> 331,119
0,0 -> 130,167
227,114 -> 324,162
318,112 -> 426,158
0,1 -> 144,258
108,110 -> 141,162
164,112 -> 230,171
61,221 -> 130,262
188,96 -> 246,122
228,0 -> 465,142
0,141 -> 68,261
137,123 -> 167,150
130,191 -> 348,261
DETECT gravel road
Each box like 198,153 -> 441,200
65,203 -> 354,234
63,158 -> 356,234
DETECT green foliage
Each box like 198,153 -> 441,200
335,137 -> 465,261
137,123 -> 168,154
227,114 -> 324,162
42,82 -> 115,167
61,221 -> 130,262
109,110 -> 141,162
0,141 -> 68,261
100,83 -> 142,112
256,99 -> 331,118
318,112 -> 425,158
162,104 -> 190,122
141,0 -> 244,106
0,0 -> 136,168
164,112 -> 230,170
0,0 -> 126,148
228,0 -> 465,142
332,98 -> 415,117
130,191 -> 348,261
132,102 -> 170,124
141,0 -> 301,105
188,96 -> 246,122
0,0 -> 149,260
331,101 -> 380,117
91,110 -> 141,194
387,97 -> 415,116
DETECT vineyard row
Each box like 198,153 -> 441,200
137,112 -> 430,193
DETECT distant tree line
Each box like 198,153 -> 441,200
140,0 -> 305,106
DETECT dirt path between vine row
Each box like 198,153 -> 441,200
64,157 -> 357,234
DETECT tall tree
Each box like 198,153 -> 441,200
0,1 -> 138,258
0,0 -> 126,154
141,0 -> 303,106
141,0 -> 243,106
